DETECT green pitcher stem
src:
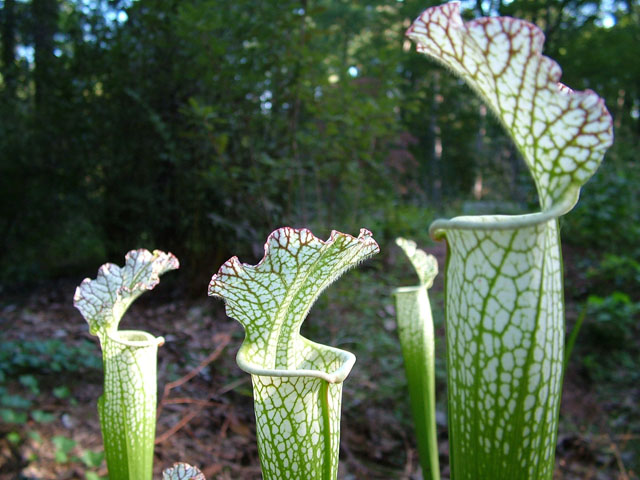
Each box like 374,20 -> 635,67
440,219 -> 563,480
394,286 -> 440,480
99,330 -> 163,480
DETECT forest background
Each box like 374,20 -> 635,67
0,0 -> 639,478
1,0 -> 638,288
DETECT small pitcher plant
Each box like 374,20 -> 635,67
74,249 -> 179,480
208,227 -> 379,480
395,2 -> 613,479
393,238 -> 440,480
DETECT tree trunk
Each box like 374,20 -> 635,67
2,0 -> 17,97
32,0 -> 58,111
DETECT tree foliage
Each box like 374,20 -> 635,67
0,0 -> 637,288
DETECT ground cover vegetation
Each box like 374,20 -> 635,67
0,0 -> 639,478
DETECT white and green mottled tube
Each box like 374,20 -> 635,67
99,330 -> 164,480
248,340 -> 354,480
432,215 -> 563,479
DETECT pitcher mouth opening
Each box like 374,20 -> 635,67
429,193 -> 577,240
107,329 -> 164,348
236,338 -> 356,384
393,285 -> 427,295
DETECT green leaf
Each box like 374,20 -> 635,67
53,435 -> 77,462
53,386 -> 71,399
74,249 -> 179,340
80,449 -> 105,468
209,227 -> 379,480
55,450 -> 69,464
394,238 -> 440,480
53,435 -> 77,453
7,431 -> 21,445
31,409 -> 56,423
85,473 -> 106,480
406,4 -> 614,480
162,463 -> 206,480
19,374 -> 39,394
0,408 -> 27,423
0,393 -> 31,409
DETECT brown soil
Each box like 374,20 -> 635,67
0,245 -> 637,480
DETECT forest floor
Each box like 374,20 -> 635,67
0,242 -> 638,480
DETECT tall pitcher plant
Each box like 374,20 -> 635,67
396,3 -> 613,479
